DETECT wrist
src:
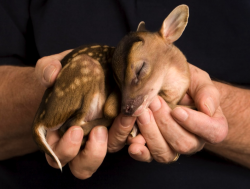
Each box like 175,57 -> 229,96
212,81 -> 250,126
206,81 -> 250,167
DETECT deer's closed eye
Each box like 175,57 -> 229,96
136,62 -> 146,78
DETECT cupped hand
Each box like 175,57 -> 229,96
108,64 -> 228,163
35,51 -> 108,179
46,126 -> 108,179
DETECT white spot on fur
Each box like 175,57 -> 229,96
81,60 -> 89,66
82,77 -> 88,83
64,63 -> 70,69
70,84 -> 76,90
70,62 -> 77,68
72,53 -> 78,57
58,91 -> 64,97
74,78 -> 80,85
91,45 -> 101,48
94,68 -> 101,74
72,56 -> 81,62
81,68 -> 90,74
79,48 -> 88,53
40,110 -> 45,118
55,88 -> 64,97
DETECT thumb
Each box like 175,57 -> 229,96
35,50 -> 72,88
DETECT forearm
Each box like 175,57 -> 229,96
205,81 -> 250,168
0,65 -> 45,159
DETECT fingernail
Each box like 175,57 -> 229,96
172,107 -> 188,122
204,97 -> 215,116
149,97 -> 162,112
70,128 -> 83,143
137,109 -> 151,125
95,127 -> 107,143
43,65 -> 56,83
130,150 -> 142,155
121,116 -> 135,127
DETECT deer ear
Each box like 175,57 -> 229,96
160,5 -> 189,43
137,21 -> 147,32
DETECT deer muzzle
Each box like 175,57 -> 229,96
122,95 -> 148,116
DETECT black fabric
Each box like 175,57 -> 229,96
0,0 -> 250,188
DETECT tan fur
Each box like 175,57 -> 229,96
32,4 -> 190,170
112,5 -> 190,116
32,45 -> 118,170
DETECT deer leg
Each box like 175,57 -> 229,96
104,89 -> 140,138
104,88 -> 121,119
159,90 -> 196,110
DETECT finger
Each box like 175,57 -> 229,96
171,106 -> 228,144
46,126 -> 83,169
108,114 -> 136,153
128,143 -> 153,162
188,64 -> 220,116
127,134 -> 152,162
35,58 -> 62,88
179,93 -> 194,106
127,133 -> 146,145
137,108 -> 176,163
69,126 -> 108,180
150,96 -> 205,154
35,49 -> 72,87
50,49 -> 72,60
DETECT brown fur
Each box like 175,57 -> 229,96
113,5 -> 190,115
32,4 -> 191,169
32,45 -> 119,169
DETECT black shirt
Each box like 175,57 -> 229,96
1,0 -> 250,188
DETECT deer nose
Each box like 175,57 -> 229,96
122,96 -> 144,116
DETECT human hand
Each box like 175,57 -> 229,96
108,64 -> 228,163
35,51 -> 108,179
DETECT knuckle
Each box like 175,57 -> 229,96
107,143 -> 123,153
201,70 -> 210,79
113,125 -> 132,142
214,87 -> 220,98
175,138 -> 197,154
209,121 -> 228,144
37,57 -> 48,66
61,151 -> 75,161
107,130 -> 130,153
152,151 -> 172,164
193,67 -> 210,80
91,150 -> 106,160
158,117 -> 171,127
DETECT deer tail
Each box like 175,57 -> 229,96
33,125 -> 62,171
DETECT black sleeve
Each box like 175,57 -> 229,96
0,0 -> 39,66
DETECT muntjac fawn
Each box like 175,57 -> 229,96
33,5 -> 190,171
